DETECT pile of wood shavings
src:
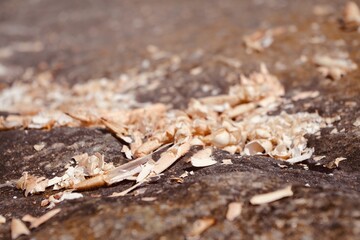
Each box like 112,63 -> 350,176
8,63 -> 334,205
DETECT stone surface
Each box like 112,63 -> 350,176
0,0 -> 360,239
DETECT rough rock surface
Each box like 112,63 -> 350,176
0,0 -> 360,239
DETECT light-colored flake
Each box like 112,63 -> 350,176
141,197 -> 157,202
33,142 -> 46,151
22,208 -> 61,228
136,160 -> 155,182
226,202 -> 242,221
187,217 -> 215,237
11,218 -> 30,239
335,157 -> 347,167
221,159 -> 233,165
0,215 -> 5,224
286,148 -> 314,164
190,148 -> 217,167
313,155 -> 326,161
353,117 -> 360,127
121,145 -> 133,159
250,186 -> 293,205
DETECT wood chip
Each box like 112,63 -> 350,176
353,117 -> 360,127
33,142 -> 46,151
0,215 -> 5,224
121,145 -> 133,159
221,159 -> 233,165
313,155 -> 326,161
190,148 -> 217,167
226,202 -> 242,221
250,186 -> 293,205
11,219 -> 30,239
335,157 -> 347,167
141,197 -> 157,202
187,217 -> 215,237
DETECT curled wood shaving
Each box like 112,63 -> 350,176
22,208 -> 61,228
16,172 -> 48,197
190,148 -> 217,167
335,157 -> 347,167
226,202 -> 242,221
11,219 -> 30,239
250,186 -> 293,205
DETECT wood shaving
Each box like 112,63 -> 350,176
0,215 -> 5,224
16,172 -> 48,196
121,145 -> 133,159
243,27 -> 288,53
141,197 -> 157,202
33,142 -> 46,151
291,91 -> 319,101
190,148 -> 217,167
340,1 -> 360,31
41,191 -> 83,208
250,186 -> 293,205
22,208 -> 61,228
313,155 -> 326,161
187,217 -> 215,237
221,159 -> 233,165
8,62 -> 333,198
313,54 -> 357,80
11,218 -> 30,239
353,117 -> 360,127
226,202 -> 242,221
335,157 -> 347,167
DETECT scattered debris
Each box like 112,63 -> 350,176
187,217 -> 215,237
11,219 -> 30,240
313,54 -> 357,80
226,202 -> 242,221
22,208 -> 61,228
250,186 -> 293,205
121,145 -> 133,159
335,157 -> 347,167
9,64 -> 331,200
33,142 -> 46,151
